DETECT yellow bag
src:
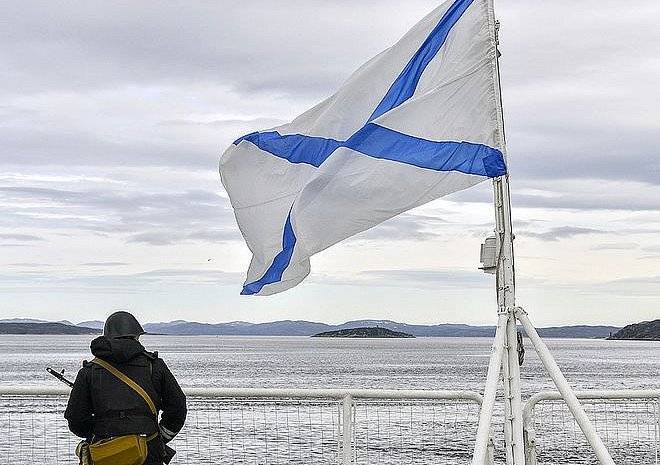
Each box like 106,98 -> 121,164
89,434 -> 151,465
88,358 -> 159,465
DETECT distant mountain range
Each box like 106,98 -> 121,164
0,318 -> 76,325
143,319 -> 621,339
77,320 -> 105,330
0,318 -> 622,338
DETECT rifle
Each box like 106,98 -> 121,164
46,367 -> 74,387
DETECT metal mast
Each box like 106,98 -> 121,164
490,4 -> 525,464
474,2 -> 616,464
472,2 -> 524,461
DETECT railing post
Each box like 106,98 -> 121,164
654,397 -> 659,464
341,394 -> 353,465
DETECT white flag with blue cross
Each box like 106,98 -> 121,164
220,0 -> 506,295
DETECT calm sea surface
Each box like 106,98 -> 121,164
0,335 -> 657,395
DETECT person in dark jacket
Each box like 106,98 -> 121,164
65,311 -> 187,465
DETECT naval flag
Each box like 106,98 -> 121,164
220,0 -> 506,295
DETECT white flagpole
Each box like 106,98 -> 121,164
473,2 -> 525,463
485,1 -> 616,464
487,0 -> 526,463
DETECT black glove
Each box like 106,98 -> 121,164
162,444 -> 176,464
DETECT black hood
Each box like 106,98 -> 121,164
103,311 -> 145,339
90,336 -> 146,363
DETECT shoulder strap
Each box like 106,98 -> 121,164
91,357 -> 157,416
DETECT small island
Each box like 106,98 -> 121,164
312,327 -> 415,338
607,319 -> 659,341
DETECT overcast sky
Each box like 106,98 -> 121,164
2,0 -> 659,326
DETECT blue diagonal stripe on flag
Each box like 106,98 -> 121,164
368,0 -> 475,121
240,211 -> 297,295
235,132 -> 342,167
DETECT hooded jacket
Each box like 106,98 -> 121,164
64,336 -> 187,465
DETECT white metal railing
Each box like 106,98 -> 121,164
0,387 -> 486,465
523,389 -> 660,465
4,386 -> 659,464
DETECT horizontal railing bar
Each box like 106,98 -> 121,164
0,386 -> 71,396
523,389 -> 660,425
0,386 -> 483,403
5,387 -> 657,407
185,388 -> 484,402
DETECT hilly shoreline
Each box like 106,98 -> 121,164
607,319 -> 659,341
0,322 -> 100,335
0,318 -> 623,339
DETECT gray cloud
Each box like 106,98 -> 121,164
80,262 -> 129,267
159,118 -> 286,130
8,263 -> 54,267
1,1 -> 413,96
638,245 -> 660,260
359,269 -> 491,289
0,233 -> 44,242
0,268 -> 242,294
308,268 -> 494,290
449,179 -> 660,212
127,228 -> 240,246
1,0 -> 657,183
499,1 -> 660,185
350,212 -> 449,242
590,243 -> 638,251
310,268 -> 549,291
589,275 -> 660,297
0,126 -> 214,168
0,184 -> 237,244
518,227 -> 606,242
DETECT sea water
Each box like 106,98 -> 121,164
0,335 -> 657,392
